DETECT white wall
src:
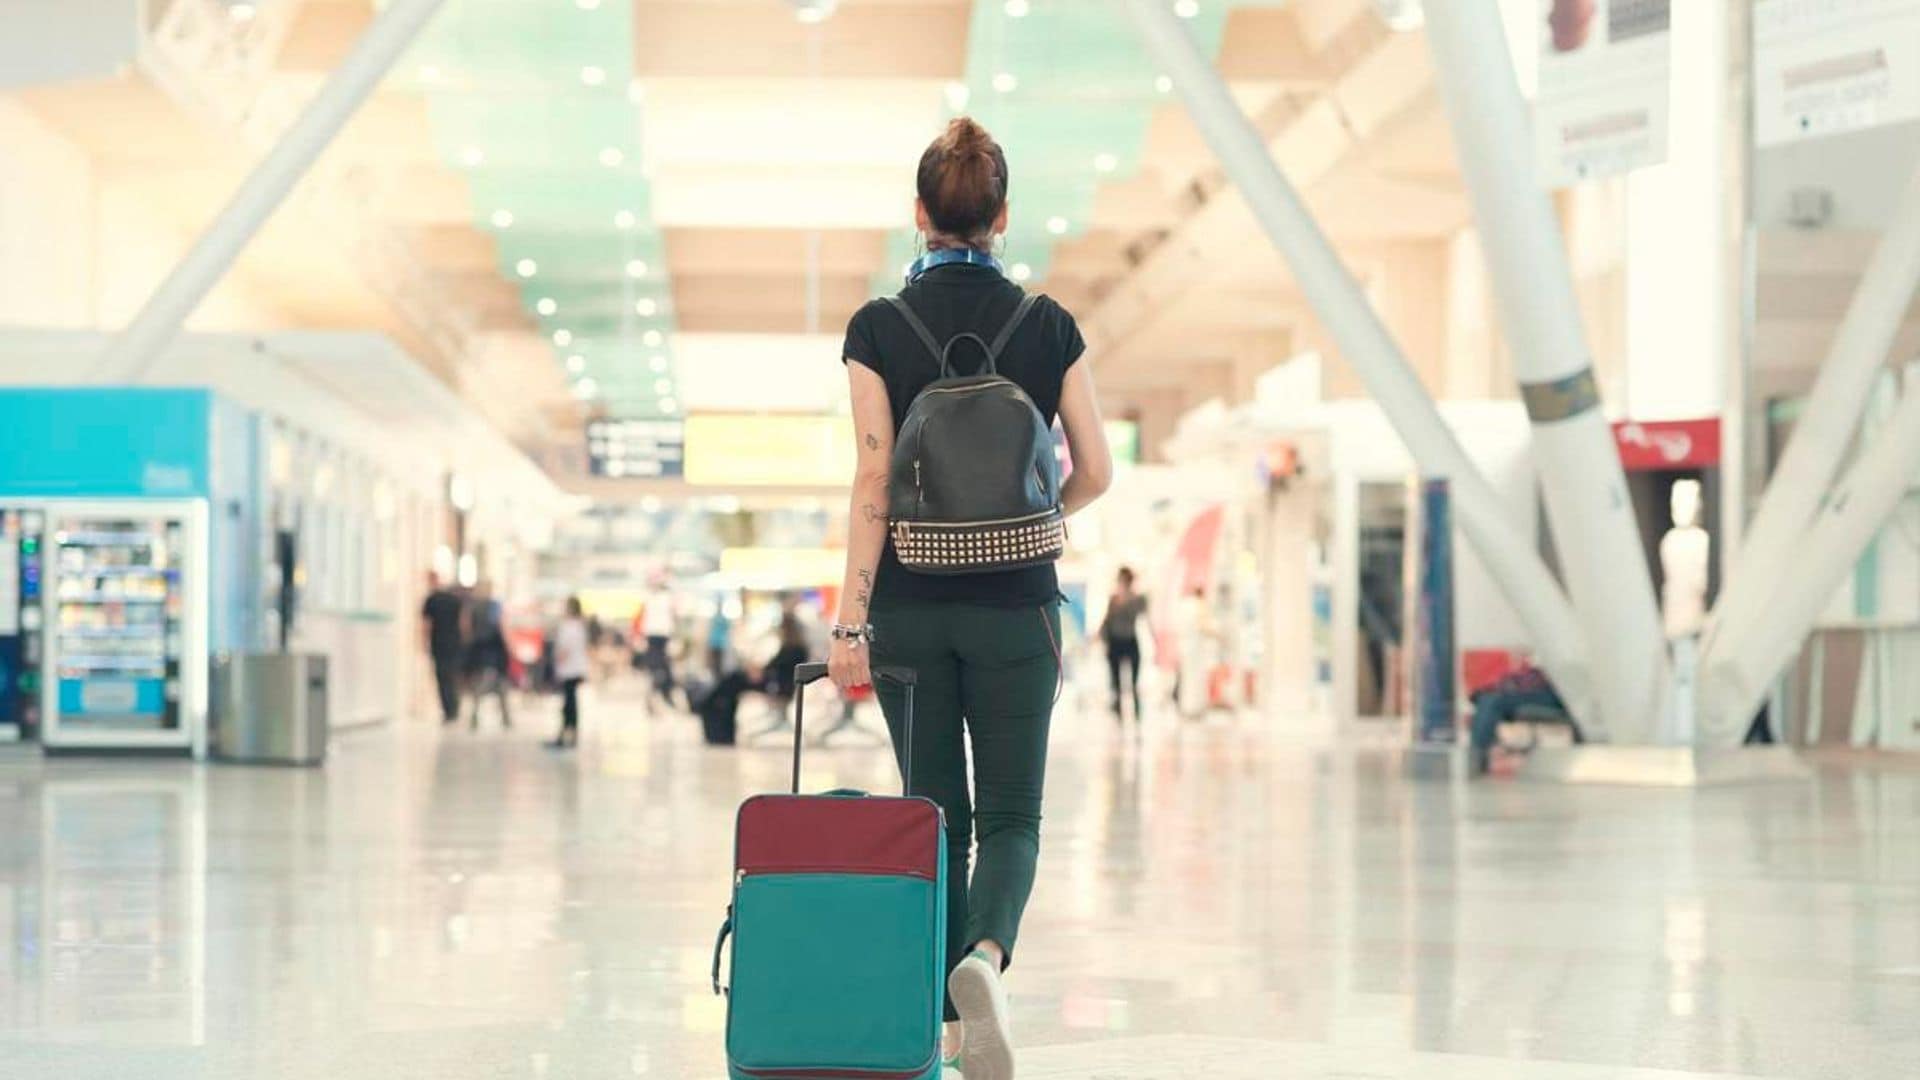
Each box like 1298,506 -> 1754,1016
1754,120 -> 1920,230
0,96 -> 282,335
1621,0 -> 1730,422
0,100 -> 94,327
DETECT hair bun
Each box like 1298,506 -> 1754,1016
943,116 -> 990,155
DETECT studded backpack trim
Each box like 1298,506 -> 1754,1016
890,509 -> 1066,576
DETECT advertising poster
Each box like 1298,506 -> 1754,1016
1535,0 -> 1673,187
1755,0 -> 1920,146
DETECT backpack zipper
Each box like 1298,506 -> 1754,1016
913,460 -> 923,517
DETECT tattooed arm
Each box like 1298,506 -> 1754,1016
829,362 -> 896,691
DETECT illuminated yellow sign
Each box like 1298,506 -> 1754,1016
684,414 -> 855,487
719,547 -> 847,586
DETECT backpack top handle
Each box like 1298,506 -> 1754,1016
886,293 -> 1039,380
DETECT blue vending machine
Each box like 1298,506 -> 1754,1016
0,387 -> 258,758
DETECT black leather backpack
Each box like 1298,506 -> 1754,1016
884,293 -> 1065,575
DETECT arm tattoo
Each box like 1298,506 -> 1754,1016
861,503 -> 884,524
864,433 -> 880,451
855,569 -> 873,613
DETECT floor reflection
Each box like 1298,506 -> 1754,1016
0,685 -> 1913,1078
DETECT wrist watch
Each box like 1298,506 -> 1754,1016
831,623 -> 875,646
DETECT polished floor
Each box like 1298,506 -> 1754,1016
0,680 -> 1915,1079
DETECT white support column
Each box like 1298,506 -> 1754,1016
1120,0 -> 1596,727
1699,165 -> 1920,739
93,0 -> 449,382
1423,1 -> 1672,743
1701,386 -> 1920,733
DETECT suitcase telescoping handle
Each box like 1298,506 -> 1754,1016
791,663 -> 917,796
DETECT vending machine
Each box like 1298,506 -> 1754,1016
37,501 -> 208,755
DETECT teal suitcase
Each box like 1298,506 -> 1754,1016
712,664 -> 946,1080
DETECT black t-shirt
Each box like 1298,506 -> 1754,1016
842,263 -> 1086,608
422,589 -> 465,656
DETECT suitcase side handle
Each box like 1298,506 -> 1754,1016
791,664 -> 917,796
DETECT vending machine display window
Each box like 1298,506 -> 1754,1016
38,503 -> 207,754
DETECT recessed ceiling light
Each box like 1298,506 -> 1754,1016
627,79 -> 646,105
535,297 -> 557,316
1155,74 -> 1174,94
575,0 -> 601,8
642,329 -> 664,347
791,0 -> 839,23
579,65 -> 606,87
490,209 -> 514,229
654,378 -> 673,394
515,258 -> 538,278
567,355 -> 587,375
626,259 -> 648,278
944,81 -> 971,113
1174,0 -> 1199,17
418,64 -> 442,84
649,355 -> 668,372
659,397 -> 679,414
1093,152 -> 1119,174
598,146 -> 624,167
458,145 -> 485,167
553,329 -> 573,346
1004,0 -> 1029,16
1046,215 -> 1069,235
635,298 -> 658,317
614,209 -> 637,229
574,377 -> 598,400
1009,262 -> 1033,282
991,72 -> 1018,94
228,2 -> 258,24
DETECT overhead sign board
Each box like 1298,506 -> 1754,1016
586,419 -> 685,479
1535,0 -> 1673,187
1755,0 -> 1920,146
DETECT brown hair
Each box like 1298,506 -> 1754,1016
916,117 -> 1008,248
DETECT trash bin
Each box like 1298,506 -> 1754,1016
212,653 -> 328,765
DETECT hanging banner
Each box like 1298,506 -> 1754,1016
1534,0 -> 1673,188
1755,0 -> 1920,146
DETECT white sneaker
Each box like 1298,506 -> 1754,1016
948,950 -> 1014,1080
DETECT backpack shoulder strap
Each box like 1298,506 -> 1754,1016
985,294 -> 1041,369
884,297 -> 944,367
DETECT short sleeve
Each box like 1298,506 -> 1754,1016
1049,298 -> 1087,371
842,300 -> 886,373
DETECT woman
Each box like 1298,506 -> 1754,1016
548,596 -> 589,749
1099,567 -> 1148,724
827,116 -> 1113,1080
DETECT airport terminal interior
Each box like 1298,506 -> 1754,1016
1,0 -> 1918,1077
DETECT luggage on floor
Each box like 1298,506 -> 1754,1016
692,671 -> 749,746
712,663 -> 944,1080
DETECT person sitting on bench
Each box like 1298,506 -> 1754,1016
1469,661 -> 1568,774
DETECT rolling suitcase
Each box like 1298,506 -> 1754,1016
712,663 -> 945,1080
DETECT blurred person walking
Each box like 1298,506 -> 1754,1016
548,596 -> 590,749
637,579 -> 680,710
828,116 -> 1113,1080
465,580 -> 512,729
421,572 -> 467,725
706,595 -> 734,676
1099,567 -> 1149,724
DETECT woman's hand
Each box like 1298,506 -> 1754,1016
828,637 -> 871,692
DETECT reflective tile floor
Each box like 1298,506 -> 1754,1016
0,682 -> 1916,1079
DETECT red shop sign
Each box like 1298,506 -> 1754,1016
1611,418 -> 1720,471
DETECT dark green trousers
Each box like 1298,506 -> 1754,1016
871,599 -> 1060,1019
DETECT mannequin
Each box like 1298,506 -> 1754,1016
1659,479 -> 1710,640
